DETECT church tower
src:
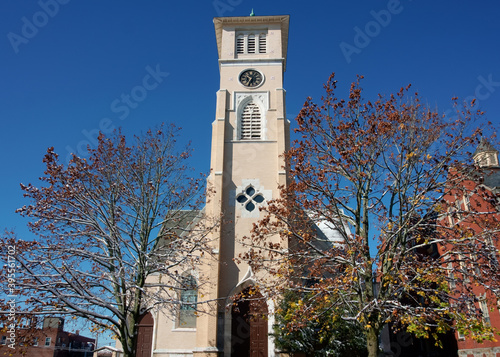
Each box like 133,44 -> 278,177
195,14 -> 290,357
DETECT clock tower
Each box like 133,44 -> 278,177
195,14 -> 290,357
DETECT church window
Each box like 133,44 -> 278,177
178,274 -> 197,328
236,35 -> 244,54
240,102 -> 261,140
253,194 -> 264,203
247,35 -> 256,53
235,31 -> 267,54
236,186 -> 265,212
259,33 -> 266,53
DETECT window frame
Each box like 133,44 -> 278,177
479,295 -> 491,326
240,101 -> 262,140
235,31 -> 267,55
176,274 -> 198,329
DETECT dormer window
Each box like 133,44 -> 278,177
236,31 -> 267,55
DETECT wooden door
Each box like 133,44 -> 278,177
136,312 -> 154,357
231,288 -> 268,357
249,296 -> 268,357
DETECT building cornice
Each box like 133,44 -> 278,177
219,58 -> 285,67
213,15 -> 290,69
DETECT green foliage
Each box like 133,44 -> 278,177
273,291 -> 368,357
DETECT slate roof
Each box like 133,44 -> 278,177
483,169 -> 500,189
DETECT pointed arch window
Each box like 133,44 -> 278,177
240,102 -> 262,140
178,274 -> 197,328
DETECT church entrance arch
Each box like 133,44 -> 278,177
135,312 -> 154,357
231,288 -> 268,357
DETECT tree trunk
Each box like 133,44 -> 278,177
366,327 -> 379,357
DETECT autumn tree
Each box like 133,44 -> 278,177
1,125 -> 216,357
243,74 -> 500,357
273,290 -> 367,356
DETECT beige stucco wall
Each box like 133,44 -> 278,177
152,309 -> 197,355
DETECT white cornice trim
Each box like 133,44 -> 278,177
227,140 -> 277,144
220,59 -> 284,67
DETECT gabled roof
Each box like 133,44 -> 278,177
153,208 -> 205,253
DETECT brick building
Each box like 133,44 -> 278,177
442,139 -> 500,357
0,317 -> 95,357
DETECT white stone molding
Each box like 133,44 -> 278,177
234,91 -> 269,140
230,178 -> 272,218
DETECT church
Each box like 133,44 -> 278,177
133,14 -> 291,357
121,13 -> 500,357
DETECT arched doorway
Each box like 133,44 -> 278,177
231,288 -> 268,357
135,312 -> 154,357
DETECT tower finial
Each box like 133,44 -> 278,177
250,8 -> 255,16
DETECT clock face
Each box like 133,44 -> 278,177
239,69 -> 263,88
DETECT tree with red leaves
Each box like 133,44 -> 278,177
1,125 -> 216,357
243,74 -> 500,357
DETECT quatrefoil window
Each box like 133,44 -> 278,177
236,186 -> 265,212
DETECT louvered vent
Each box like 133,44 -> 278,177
240,103 -> 261,140
259,33 -> 266,53
247,35 -> 256,54
236,36 -> 244,54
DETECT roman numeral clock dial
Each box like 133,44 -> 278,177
239,69 -> 263,88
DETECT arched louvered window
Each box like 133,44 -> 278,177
236,35 -> 244,54
258,33 -> 266,53
247,34 -> 256,54
240,102 -> 261,140
235,31 -> 267,54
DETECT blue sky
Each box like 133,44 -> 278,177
1,0 -> 499,345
